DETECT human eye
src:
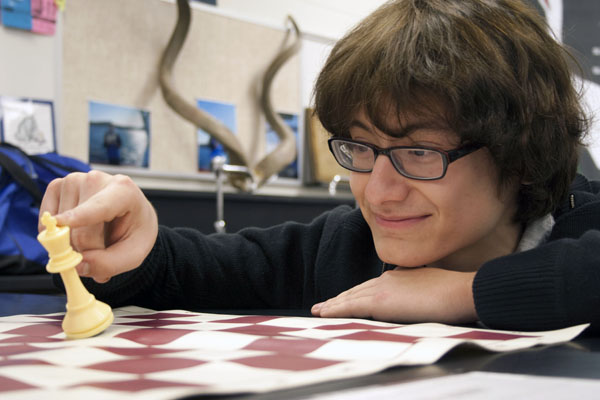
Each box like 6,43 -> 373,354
394,148 -> 442,172
353,144 -> 371,155
339,142 -> 370,161
409,149 -> 427,157
406,148 -> 438,161
345,142 -> 373,170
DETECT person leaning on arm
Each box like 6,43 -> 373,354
40,0 -> 600,333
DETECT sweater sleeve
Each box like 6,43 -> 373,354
82,205 -> 378,311
473,231 -> 600,333
474,180 -> 600,333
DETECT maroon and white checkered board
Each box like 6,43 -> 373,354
0,306 -> 587,399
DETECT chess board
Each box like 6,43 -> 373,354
0,306 -> 587,400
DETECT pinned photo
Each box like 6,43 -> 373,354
0,97 -> 55,154
265,112 -> 300,180
196,99 -> 236,172
88,101 -> 150,168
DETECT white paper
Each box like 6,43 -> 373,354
304,371 -> 600,400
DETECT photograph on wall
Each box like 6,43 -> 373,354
0,97 -> 55,154
88,101 -> 150,168
265,112 -> 300,180
196,98 -> 236,172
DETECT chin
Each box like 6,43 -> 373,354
374,238 -> 434,267
373,236 -> 439,268
373,230 -> 441,267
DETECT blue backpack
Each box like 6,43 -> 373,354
0,143 -> 90,276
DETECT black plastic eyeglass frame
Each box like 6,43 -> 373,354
327,137 -> 483,180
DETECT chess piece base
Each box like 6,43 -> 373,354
63,298 -> 114,339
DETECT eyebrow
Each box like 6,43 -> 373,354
348,118 -> 451,138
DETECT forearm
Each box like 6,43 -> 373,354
474,231 -> 600,333
80,226 -> 259,309
82,212 -> 334,310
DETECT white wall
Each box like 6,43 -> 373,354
0,17 -> 61,100
215,0 -> 387,40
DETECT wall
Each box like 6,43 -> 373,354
0,0 -> 383,197
62,0 -> 299,174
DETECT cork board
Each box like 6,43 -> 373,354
61,0 -> 300,174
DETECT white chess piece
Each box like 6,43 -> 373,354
37,211 -> 114,339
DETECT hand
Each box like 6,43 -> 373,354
311,267 -> 478,324
39,170 -> 158,283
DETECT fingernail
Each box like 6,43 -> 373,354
77,262 -> 90,276
57,210 -> 73,226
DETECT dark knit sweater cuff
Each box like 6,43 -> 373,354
81,228 -> 165,307
473,249 -> 568,331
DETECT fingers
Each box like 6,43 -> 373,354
312,268 -> 479,324
312,296 -> 374,319
40,171 -> 108,230
78,228 -> 155,282
69,222 -> 105,253
312,279 -> 378,318
312,269 -> 416,320
38,176 -> 65,232
59,174 -> 136,228
40,171 -> 137,229
38,170 -> 159,281
40,171 -> 115,253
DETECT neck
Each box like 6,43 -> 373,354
429,220 -> 523,272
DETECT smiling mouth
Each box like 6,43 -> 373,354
374,214 -> 430,229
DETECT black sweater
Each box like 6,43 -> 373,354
85,174 -> 600,333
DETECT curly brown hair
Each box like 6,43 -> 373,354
313,0 -> 588,224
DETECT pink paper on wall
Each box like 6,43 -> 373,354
30,0 -> 56,35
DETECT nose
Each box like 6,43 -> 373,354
364,154 -> 410,205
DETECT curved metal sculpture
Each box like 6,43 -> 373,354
159,0 -> 301,191
255,16 -> 301,187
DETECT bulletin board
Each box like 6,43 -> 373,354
60,0 -> 300,175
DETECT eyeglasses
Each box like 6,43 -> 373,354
328,137 -> 483,180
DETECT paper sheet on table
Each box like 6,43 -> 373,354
303,371 -> 600,400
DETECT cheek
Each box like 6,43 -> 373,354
422,151 -> 513,248
440,190 -> 502,233
444,149 -> 505,210
349,173 -> 367,203
435,162 -> 516,243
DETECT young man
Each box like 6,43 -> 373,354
41,0 -> 600,333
